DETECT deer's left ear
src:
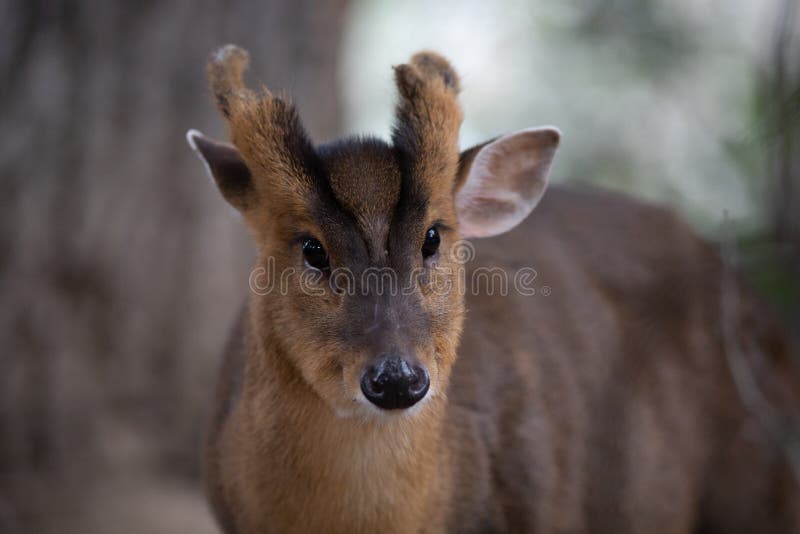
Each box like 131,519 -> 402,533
455,127 -> 560,239
186,129 -> 254,212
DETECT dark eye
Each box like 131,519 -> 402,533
302,237 -> 330,271
421,227 -> 440,259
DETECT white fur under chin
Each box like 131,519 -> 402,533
336,357 -> 443,422
334,383 -> 439,423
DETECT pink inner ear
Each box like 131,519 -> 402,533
456,127 -> 560,239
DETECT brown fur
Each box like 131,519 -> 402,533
196,46 -> 800,533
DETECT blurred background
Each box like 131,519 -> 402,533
0,0 -> 797,532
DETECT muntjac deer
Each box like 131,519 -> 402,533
187,45 -> 800,533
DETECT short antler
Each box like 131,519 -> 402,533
207,44 -> 253,119
392,51 -> 463,190
205,45 -> 318,196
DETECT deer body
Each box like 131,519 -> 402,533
189,46 -> 800,533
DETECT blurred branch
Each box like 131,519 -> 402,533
767,0 -> 800,246
719,212 -> 800,486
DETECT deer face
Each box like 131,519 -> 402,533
188,46 -> 559,418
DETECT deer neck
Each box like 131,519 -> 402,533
238,337 -> 451,532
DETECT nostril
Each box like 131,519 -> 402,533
370,376 -> 384,393
361,369 -> 383,396
408,366 -> 430,397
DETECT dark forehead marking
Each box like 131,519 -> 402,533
291,139 -> 368,265
392,144 -> 430,220
300,136 -> 433,267
386,145 -> 432,271
312,137 -> 403,261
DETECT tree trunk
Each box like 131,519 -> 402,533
0,0 -> 349,531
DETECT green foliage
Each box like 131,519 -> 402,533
738,235 -> 800,321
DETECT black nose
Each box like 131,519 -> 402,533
360,356 -> 430,410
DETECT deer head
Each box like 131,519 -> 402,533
187,45 -> 560,418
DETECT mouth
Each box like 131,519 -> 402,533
352,385 -> 436,420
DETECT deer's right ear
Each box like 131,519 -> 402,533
455,127 -> 560,239
186,129 -> 254,211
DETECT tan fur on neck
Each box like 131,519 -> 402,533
218,312 -> 452,533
